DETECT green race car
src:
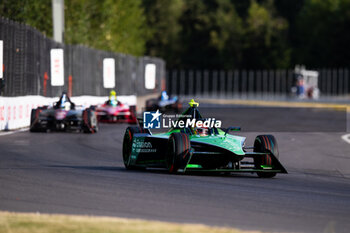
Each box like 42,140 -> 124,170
122,100 -> 287,178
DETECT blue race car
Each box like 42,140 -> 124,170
145,91 -> 182,113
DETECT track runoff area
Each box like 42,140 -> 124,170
1,99 -> 350,233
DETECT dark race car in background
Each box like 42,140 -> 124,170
30,105 -> 98,133
145,91 -> 182,113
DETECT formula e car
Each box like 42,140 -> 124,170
92,101 -> 137,124
30,94 -> 98,133
145,91 -> 182,113
123,100 -> 287,178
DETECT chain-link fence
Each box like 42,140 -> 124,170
167,69 -> 350,100
0,17 -> 165,97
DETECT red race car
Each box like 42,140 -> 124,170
93,100 -> 137,124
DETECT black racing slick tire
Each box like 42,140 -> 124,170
166,133 -> 191,173
253,135 -> 279,178
122,126 -> 150,170
82,109 -> 98,133
29,109 -> 44,132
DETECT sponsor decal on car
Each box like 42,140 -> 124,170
132,139 -> 157,153
144,110 -> 222,129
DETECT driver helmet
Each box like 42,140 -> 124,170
161,91 -> 169,101
197,127 -> 209,136
60,92 -> 68,109
109,90 -> 117,106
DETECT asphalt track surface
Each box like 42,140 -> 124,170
1,106 -> 350,233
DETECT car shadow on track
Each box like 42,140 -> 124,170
47,165 -> 125,172
47,165 -> 263,178
144,168 -> 259,179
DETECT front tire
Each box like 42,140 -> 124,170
166,133 -> 191,173
122,127 -> 150,170
253,135 -> 279,178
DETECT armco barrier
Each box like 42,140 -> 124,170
0,95 -> 136,131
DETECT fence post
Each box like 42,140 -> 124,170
227,70 -> 233,99
171,70 -> 177,96
68,75 -> 73,97
203,70 -> 209,98
275,69 -> 281,99
326,69 -> 331,97
188,70 -> 194,97
256,70 -> 262,99
345,69 -> 349,95
280,70 -> 286,98
339,68 -> 344,96
241,70 -> 247,99
268,70 -> 275,99
288,69 -> 294,96
233,70 -> 239,99
180,69 -> 186,96
332,69 -> 337,96
248,70 -> 254,99
43,72 -> 49,97
212,70 -> 218,98
219,70 -> 225,99
262,70 -> 268,99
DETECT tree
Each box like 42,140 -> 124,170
209,0 -> 244,69
176,0 -> 214,69
295,0 -> 350,67
65,0 -> 148,56
143,0 -> 184,67
0,0 -> 52,37
242,0 -> 290,69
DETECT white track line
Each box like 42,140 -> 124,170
0,128 -> 28,136
341,134 -> 350,144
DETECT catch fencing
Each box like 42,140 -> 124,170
166,69 -> 350,100
0,17 -> 165,97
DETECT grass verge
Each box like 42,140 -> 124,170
0,211 -> 261,233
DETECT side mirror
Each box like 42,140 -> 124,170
224,126 -> 241,136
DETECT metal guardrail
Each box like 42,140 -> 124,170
167,69 -> 350,100
0,17 -> 165,97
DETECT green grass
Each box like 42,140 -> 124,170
0,211 -> 262,233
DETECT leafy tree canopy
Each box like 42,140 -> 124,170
1,0 -> 350,68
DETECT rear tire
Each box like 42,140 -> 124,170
29,109 -> 44,132
82,109 -> 98,133
166,133 -> 191,173
253,135 -> 279,178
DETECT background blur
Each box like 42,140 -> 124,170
1,0 -> 349,70
0,0 -> 349,100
